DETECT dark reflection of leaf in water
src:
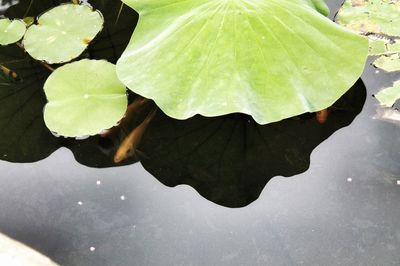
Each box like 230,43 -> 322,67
0,0 -> 139,167
0,45 -> 58,162
138,81 -> 366,207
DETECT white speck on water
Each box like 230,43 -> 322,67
396,180 -> 400,185
120,195 -> 126,200
96,180 -> 101,185
90,247 -> 95,252
77,201 -> 83,205
84,94 -> 89,99
347,177 -> 352,182
375,70 -> 380,74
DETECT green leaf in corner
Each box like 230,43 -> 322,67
336,0 -> 400,37
116,0 -> 368,124
374,54 -> 400,73
0,0 -> 138,167
43,59 -> 128,137
336,0 -> 400,72
375,81 -> 400,107
0,18 -> 26,45
22,4 -> 104,64
308,0 -> 330,17
368,39 -> 400,56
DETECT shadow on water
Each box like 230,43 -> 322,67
0,0 -> 366,207
138,81 -> 366,207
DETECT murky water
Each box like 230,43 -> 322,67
0,1 -> 400,265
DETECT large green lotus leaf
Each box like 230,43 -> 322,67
116,0 -> 368,124
0,18 -> 26,45
44,59 -> 128,137
22,4 -> 104,63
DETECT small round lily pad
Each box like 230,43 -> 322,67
43,59 -> 128,137
23,4 -> 104,63
0,18 -> 26,45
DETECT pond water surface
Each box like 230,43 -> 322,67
0,1 -> 400,265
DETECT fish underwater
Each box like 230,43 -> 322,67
114,108 -> 157,163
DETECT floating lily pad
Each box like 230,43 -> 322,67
337,0 -> 400,73
368,39 -> 400,56
0,18 -> 26,45
336,0 -> 400,37
117,0 -> 367,124
374,54 -> 400,73
44,59 -> 128,137
375,81 -> 400,107
23,4 -> 104,63
0,0 -> 138,167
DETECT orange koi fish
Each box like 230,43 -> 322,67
114,109 -> 157,163
316,108 -> 329,124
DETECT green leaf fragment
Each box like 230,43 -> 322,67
23,4 -> 104,64
368,39 -> 400,56
375,80 -> 400,107
22,16 -> 35,27
43,59 -> 128,137
368,39 -> 387,55
373,54 -> 400,72
336,0 -> 400,37
337,0 -> 400,73
116,0 -> 367,124
308,0 -> 330,17
390,41 -> 400,53
0,18 -> 26,45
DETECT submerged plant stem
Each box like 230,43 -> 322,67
23,0 -> 34,18
115,3 -> 125,25
0,65 -> 18,79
